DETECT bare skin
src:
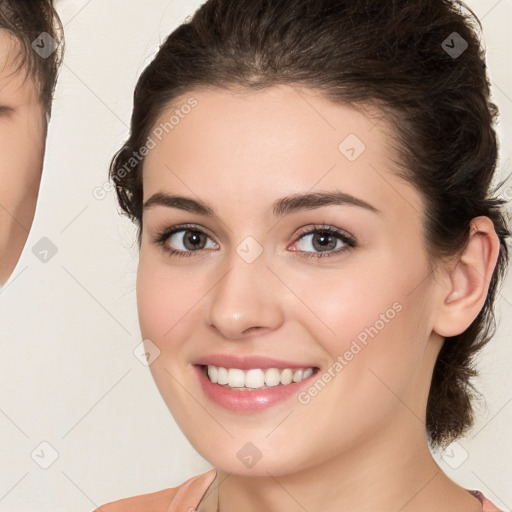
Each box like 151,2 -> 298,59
0,32 -> 46,286
136,85 -> 498,512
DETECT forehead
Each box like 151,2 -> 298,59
142,85 -> 423,221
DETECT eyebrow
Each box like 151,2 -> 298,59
143,191 -> 382,217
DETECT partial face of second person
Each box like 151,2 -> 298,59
137,85 -> 454,476
0,32 -> 46,286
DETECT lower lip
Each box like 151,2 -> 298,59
194,364 -> 318,412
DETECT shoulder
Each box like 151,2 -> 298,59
92,468 -> 217,512
92,487 -> 177,512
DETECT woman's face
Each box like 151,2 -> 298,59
0,32 -> 46,286
137,85 -> 445,476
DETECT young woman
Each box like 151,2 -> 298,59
0,0 -> 63,286
95,0 -> 509,510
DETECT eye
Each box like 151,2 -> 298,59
0,105 -> 14,116
153,223 -> 356,260
290,224 -> 356,259
153,224 -> 219,258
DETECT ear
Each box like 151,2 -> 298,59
433,216 -> 501,338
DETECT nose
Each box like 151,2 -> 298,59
206,249 -> 285,340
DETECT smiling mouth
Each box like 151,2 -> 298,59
199,364 -> 319,390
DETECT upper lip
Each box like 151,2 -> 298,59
193,354 -> 318,370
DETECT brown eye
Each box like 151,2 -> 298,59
311,231 -> 338,251
174,229 -> 208,251
154,224 -> 219,257
291,225 -> 356,259
0,105 -> 14,115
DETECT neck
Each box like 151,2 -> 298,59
199,425 -> 482,512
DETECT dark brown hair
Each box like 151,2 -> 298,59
110,0 -> 511,449
0,0 -> 64,115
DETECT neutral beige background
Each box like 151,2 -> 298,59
0,1 -> 510,510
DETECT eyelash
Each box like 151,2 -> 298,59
152,223 -> 357,260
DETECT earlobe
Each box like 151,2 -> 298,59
433,216 -> 500,338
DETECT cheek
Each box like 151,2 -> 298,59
0,111 -> 46,201
310,249 -> 427,346
136,255 -> 199,408
287,251 -> 431,399
280,255 -> 403,349
136,252 -> 208,343
137,259 -> 178,340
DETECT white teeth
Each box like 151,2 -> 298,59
264,368 -> 281,387
217,366 -> 228,385
227,368 -> 245,387
280,368 -> 293,385
245,368 -> 265,388
292,369 -> 303,382
205,365 -> 315,389
208,366 -> 218,383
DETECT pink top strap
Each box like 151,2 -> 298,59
470,490 -> 503,512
